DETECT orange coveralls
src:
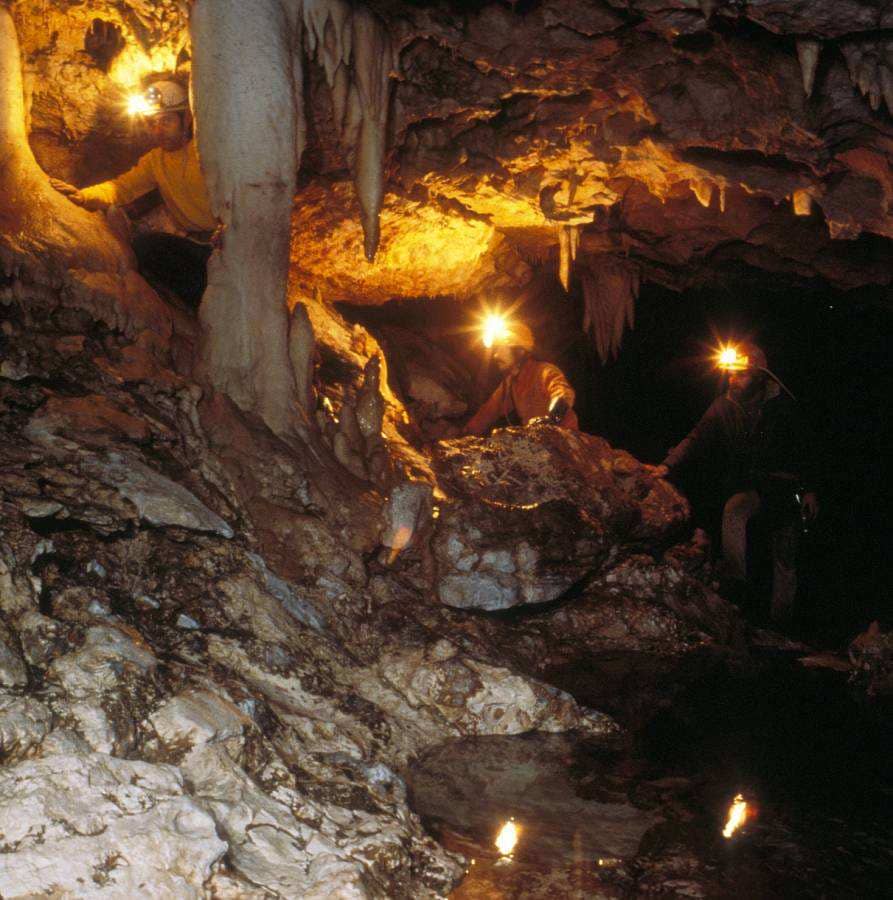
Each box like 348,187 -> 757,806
465,357 -> 579,436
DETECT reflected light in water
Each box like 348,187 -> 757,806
495,819 -> 519,856
722,793 -> 750,839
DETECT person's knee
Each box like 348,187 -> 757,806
723,492 -> 757,525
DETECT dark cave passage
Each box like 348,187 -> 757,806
340,270 -> 893,645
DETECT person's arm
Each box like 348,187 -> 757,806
78,152 -> 158,210
538,364 -> 575,417
663,396 -> 725,472
464,380 -> 509,436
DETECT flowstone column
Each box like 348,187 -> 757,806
191,0 -> 302,437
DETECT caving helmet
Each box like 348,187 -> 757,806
505,321 -> 535,352
141,80 -> 189,117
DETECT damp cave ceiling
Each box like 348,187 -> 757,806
13,0 -> 893,304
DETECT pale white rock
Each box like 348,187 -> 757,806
181,743 -> 369,897
0,635 -> 27,688
148,689 -> 253,758
376,645 -> 617,739
68,700 -> 117,754
38,727 -> 91,756
0,694 -> 52,763
82,451 -> 234,537
47,624 -> 156,698
0,753 -> 226,898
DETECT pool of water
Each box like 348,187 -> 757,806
406,647 -> 893,898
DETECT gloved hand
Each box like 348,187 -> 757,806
526,416 -> 553,427
800,491 -> 819,520
546,395 -> 570,424
49,177 -> 87,206
644,464 -> 669,478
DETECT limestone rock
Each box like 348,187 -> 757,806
431,426 -> 689,610
81,451 -> 235,537
0,753 -> 226,898
0,695 -> 52,764
47,624 -> 156,699
0,627 -> 27,689
147,688 -> 254,761
376,640 -> 617,738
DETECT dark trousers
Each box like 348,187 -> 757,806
131,232 -> 212,307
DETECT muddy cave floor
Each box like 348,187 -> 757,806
409,644 -> 893,899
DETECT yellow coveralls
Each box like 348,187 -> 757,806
80,140 -> 215,235
465,357 -> 579,436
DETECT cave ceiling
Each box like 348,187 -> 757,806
12,0 -> 893,304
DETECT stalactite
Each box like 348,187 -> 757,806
301,1 -> 396,262
796,39 -> 821,98
580,256 -> 639,365
557,224 -> 579,292
691,179 -> 713,209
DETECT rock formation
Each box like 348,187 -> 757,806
1,0 -> 887,895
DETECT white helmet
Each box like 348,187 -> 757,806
142,80 -> 189,116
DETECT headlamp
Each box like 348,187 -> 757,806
716,344 -> 749,372
481,312 -> 510,349
126,91 -> 153,117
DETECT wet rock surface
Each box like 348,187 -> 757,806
3,283 -> 709,895
430,426 -> 690,611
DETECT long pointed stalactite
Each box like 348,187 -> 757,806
580,256 -> 639,366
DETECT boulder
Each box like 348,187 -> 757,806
0,753 -> 226,898
431,426 -> 689,610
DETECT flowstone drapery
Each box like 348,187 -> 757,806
191,0 -> 395,436
0,7 -> 167,341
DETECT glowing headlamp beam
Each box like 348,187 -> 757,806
716,344 -> 749,371
714,343 -> 798,400
126,93 -> 153,117
482,313 -> 510,349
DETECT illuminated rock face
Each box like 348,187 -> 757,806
431,426 -> 690,611
9,0 -> 893,318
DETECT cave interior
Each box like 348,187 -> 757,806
1,1 -> 892,897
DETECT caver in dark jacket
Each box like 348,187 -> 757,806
663,383 -> 816,513
660,348 -> 818,622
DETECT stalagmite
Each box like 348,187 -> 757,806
796,39 -> 821,98
356,354 -> 385,441
333,402 -> 367,479
287,302 -> 316,413
580,257 -> 639,365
